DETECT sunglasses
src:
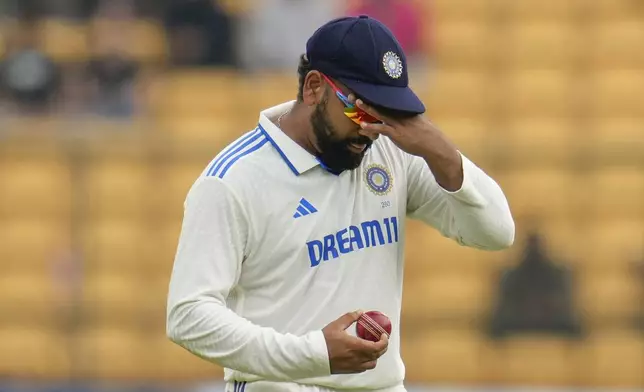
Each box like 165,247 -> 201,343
321,74 -> 382,125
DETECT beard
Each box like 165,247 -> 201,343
311,97 -> 373,173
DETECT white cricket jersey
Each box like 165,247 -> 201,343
167,101 -> 514,391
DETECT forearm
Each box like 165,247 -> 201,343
412,155 -> 515,250
166,298 -> 330,380
419,132 -> 463,192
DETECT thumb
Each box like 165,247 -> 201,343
332,310 -> 364,331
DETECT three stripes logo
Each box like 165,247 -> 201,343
293,198 -> 317,218
207,128 -> 268,179
232,381 -> 247,392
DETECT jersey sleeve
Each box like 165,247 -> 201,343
166,177 -> 330,380
405,152 -> 515,250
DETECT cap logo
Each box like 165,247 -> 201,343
382,51 -> 403,79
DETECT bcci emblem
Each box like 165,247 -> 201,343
382,51 -> 403,79
365,164 -> 393,196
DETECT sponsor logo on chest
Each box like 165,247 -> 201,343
306,216 -> 400,267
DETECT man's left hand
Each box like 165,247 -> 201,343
354,98 -> 464,192
354,99 -> 437,157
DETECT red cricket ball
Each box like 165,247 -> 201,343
356,311 -> 392,342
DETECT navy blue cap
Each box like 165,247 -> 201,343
306,15 -> 425,114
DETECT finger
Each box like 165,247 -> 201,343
352,333 -> 389,357
360,122 -> 395,137
332,310 -> 364,331
367,344 -> 388,361
343,335 -> 381,361
371,332 -> 389,352
360,360 -> 378,371
379,331 -> 389,343
376,345 -> 388,359
347,93 -> 358,105
355,99 -> 391,123
375,334 -> 389,358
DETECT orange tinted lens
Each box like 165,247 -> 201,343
356,111 -> 380,124
345,107 -> 379,123
344,110 -> 362,124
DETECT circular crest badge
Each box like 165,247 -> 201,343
382,51 -> 403,79
364,164 -> 393,196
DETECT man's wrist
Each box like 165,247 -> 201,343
422,148 -> 464,192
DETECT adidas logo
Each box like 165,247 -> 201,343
293,198 -> 318,218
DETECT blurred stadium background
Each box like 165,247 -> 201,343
0,0 -> 642,391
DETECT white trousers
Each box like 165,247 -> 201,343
227,380 -> 407,392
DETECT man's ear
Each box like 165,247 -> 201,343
302,70 -> 324,105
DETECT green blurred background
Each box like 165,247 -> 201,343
0,0 -> 642,391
